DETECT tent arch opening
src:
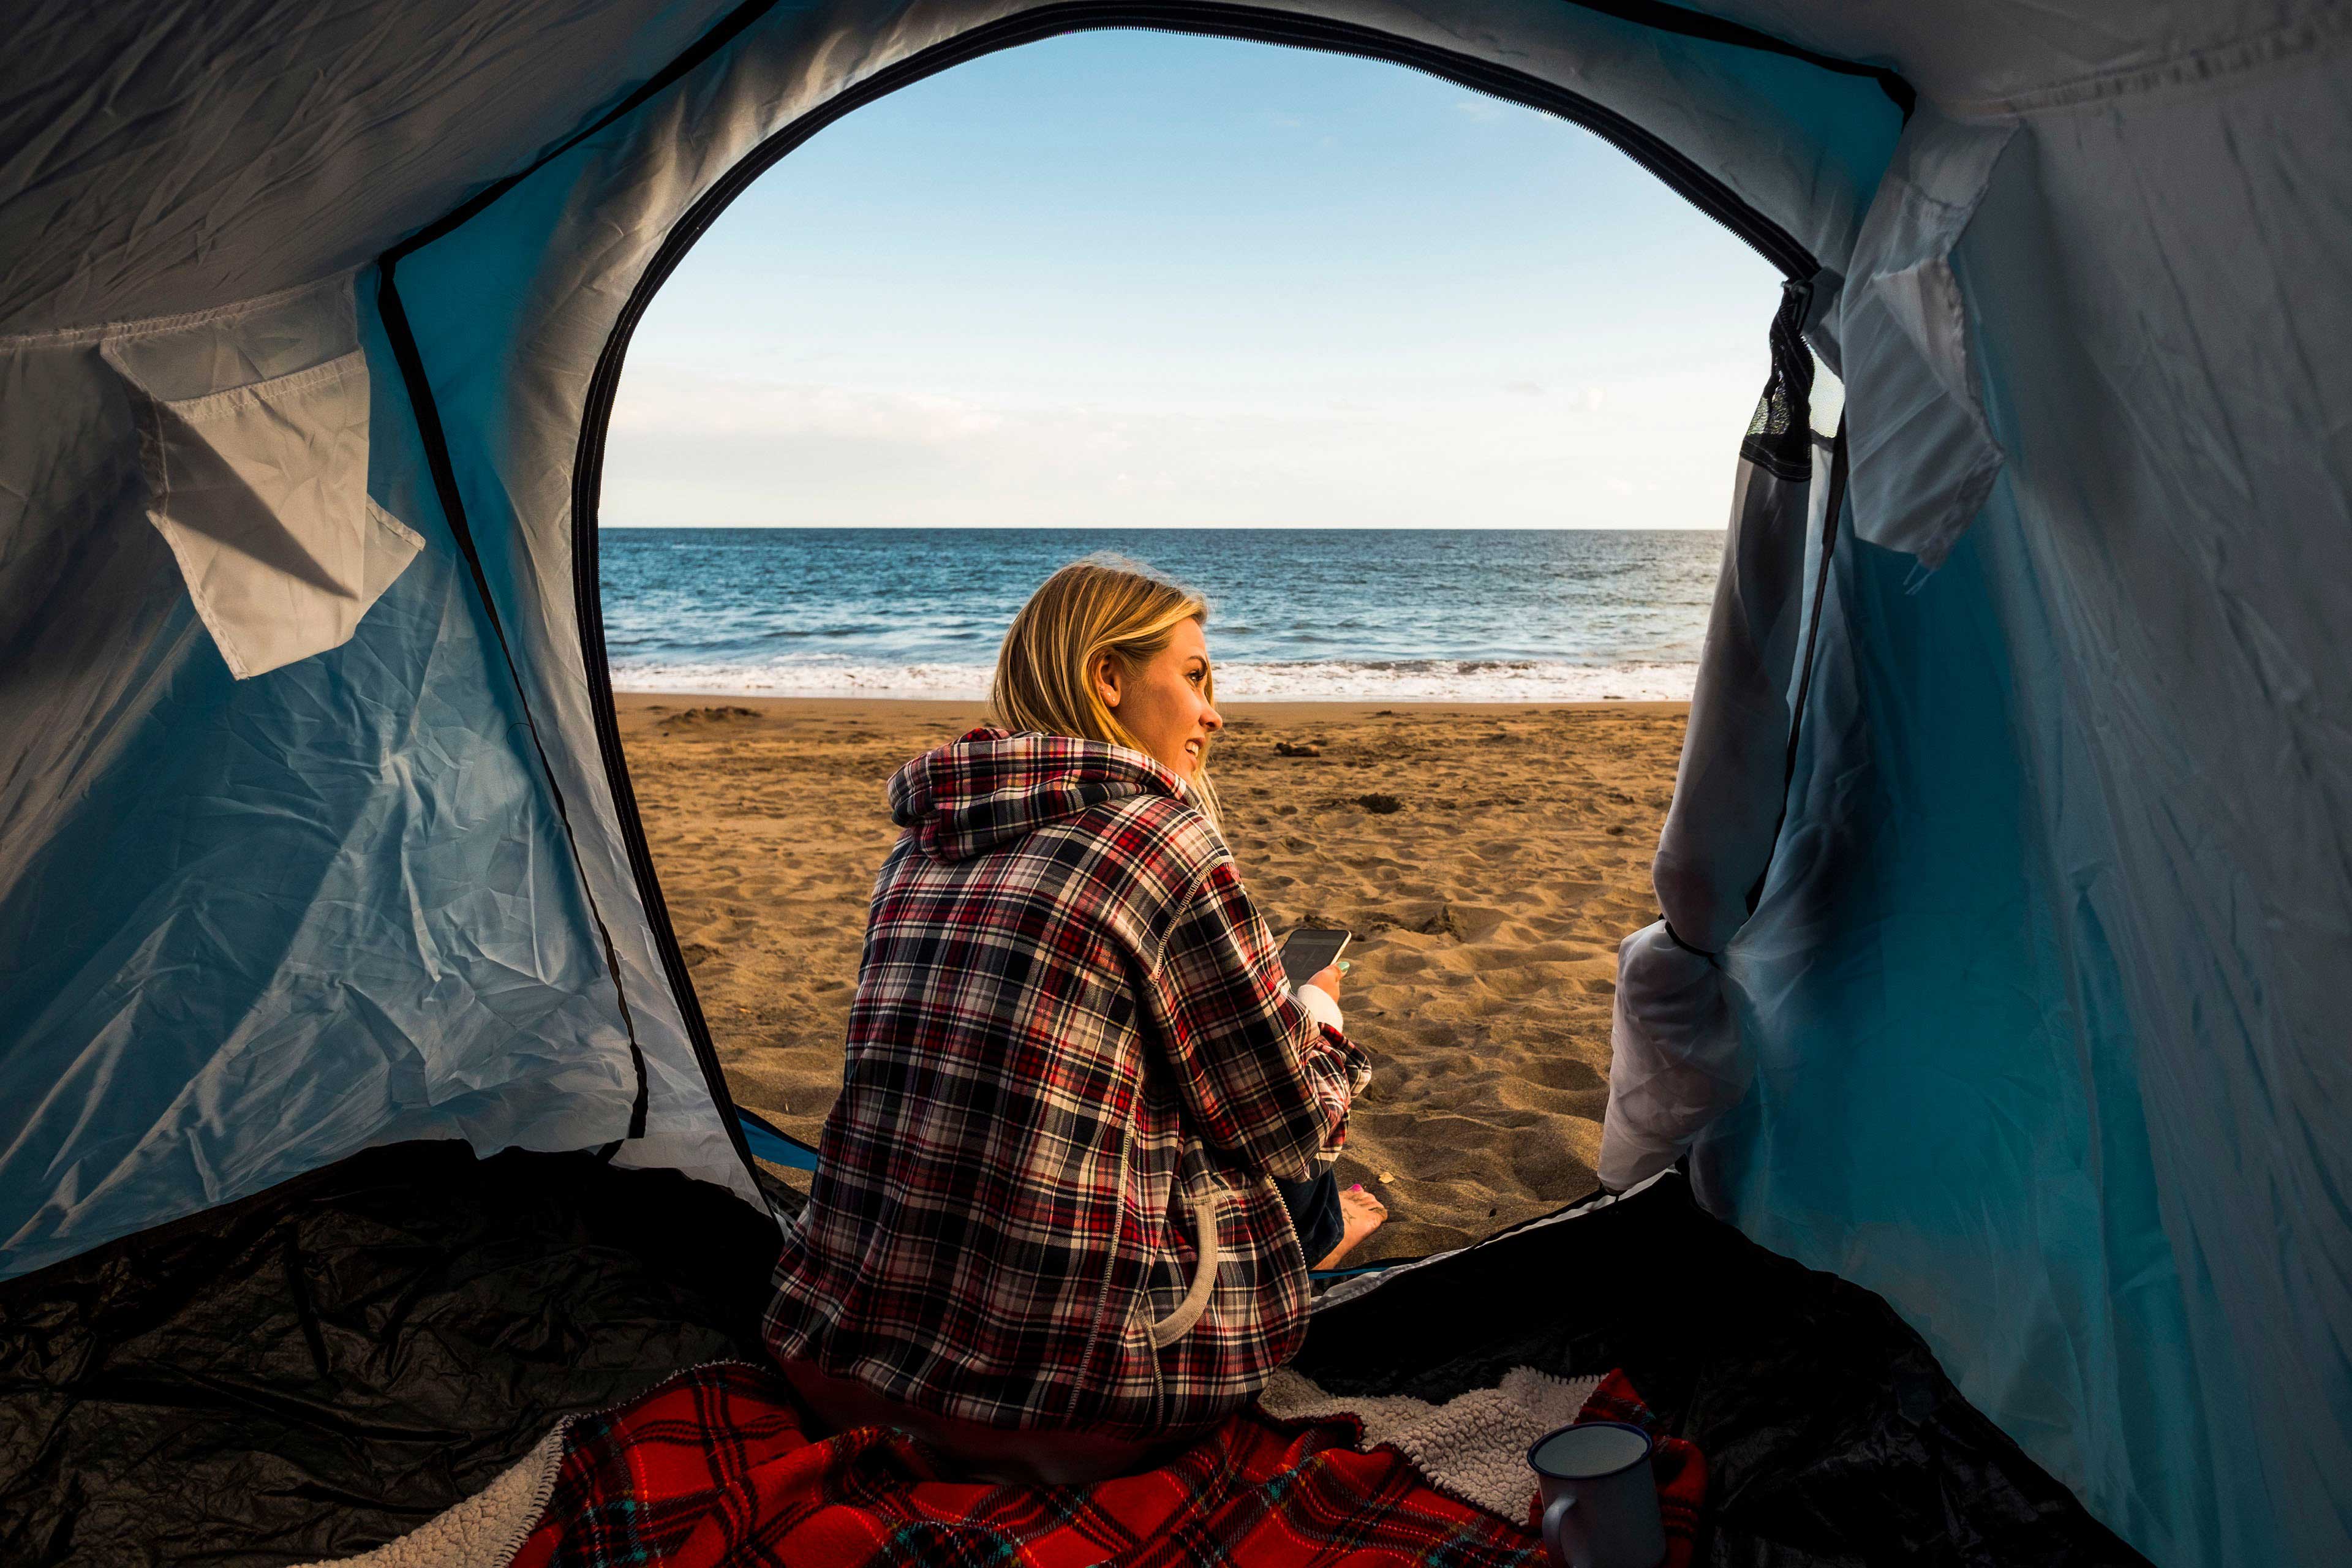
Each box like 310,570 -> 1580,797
482,6 -> 1895,1198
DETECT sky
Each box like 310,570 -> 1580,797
601,30 -> 1793,530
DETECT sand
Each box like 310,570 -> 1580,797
617,696 -> 1684,1263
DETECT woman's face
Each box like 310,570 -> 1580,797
1095,618 -> 1223,781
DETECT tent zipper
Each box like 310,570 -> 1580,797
588,3 -> 1824,320
570,483 -> 763,1183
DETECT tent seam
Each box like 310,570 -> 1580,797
1936,6 -> 2352,118
373,262 -> 653,1142
0,271 -> 353,349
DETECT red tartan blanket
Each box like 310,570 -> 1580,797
508,1362 -> 1703,1568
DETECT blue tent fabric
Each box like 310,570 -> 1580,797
737,1108 -> 819,1172
1,4 -> 2347,1564
1717,513 -> 2215,1551
1707,53 -> 2352,1561
0,283 -> 644,1278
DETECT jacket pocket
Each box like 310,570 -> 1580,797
1146,1182 -> 1222,1348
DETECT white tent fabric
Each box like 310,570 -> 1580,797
2,3 -> 2348,1564
1833,107 -> 2014,567
96,275 -> 424,679
1599,282 -> 1831,1195
0,2 -> 750,335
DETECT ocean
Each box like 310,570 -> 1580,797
597,527 -> 1721,702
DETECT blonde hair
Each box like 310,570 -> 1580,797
992,556 -> 1221,825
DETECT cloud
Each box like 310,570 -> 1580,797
610,368 -> 1006,445
1497,382 -> 1607,410
1455,97 -> 1506,123
595,361 -> 1755,529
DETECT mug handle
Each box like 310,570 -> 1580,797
1542,1493 -> 1580,1566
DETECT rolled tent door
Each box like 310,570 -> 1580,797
1600,281 -> 1830,1194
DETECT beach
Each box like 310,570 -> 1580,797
622,694 -> 1684,1263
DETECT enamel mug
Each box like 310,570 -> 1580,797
1526,1420 -> 1667,1568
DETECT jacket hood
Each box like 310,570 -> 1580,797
889,728 -> 1189,861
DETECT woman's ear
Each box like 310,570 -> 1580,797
1092,652 -> 1123,710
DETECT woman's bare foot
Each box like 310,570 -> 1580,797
1312,1184 -> 1388,1270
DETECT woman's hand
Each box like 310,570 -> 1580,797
1305,966 -> 1343,1002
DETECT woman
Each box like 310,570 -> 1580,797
764,557 -> 1385,1483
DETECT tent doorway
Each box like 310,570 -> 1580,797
584,26 -> 1838,1264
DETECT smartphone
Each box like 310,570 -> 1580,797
1278,927 -> 1352,992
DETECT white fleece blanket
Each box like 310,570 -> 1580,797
295,1425 -> 570,1568
1257,1365 -> 1602,1523
306,1368 -> 1592,1564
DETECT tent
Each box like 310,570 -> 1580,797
0,2 -> 2343,1563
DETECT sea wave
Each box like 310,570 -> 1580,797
605,657 -> 1698,702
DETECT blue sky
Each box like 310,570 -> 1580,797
602,30 -> 1789,529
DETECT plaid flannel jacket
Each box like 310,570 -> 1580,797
764,729 -> 1371,1441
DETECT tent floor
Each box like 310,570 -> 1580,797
1295,1180 -> 2151,1566
0,1144 -> 2145,1567
0,1142 -> 781,1566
